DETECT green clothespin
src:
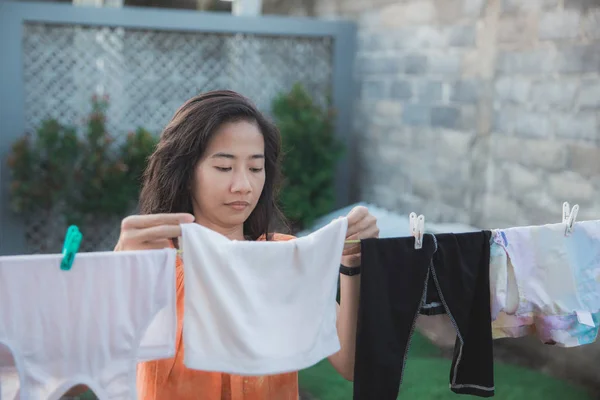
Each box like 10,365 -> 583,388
62,225 -> 79,253
61,225 -> 82,271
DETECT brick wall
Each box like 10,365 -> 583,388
264,0 -> 600,230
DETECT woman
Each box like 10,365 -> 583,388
79,90 -> 378,399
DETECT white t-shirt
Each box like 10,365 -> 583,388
0,248 -> 177,399
180,217 -> 348,376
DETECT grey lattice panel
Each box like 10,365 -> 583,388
23,23 -> 333,137
21,22 -> 332,253
24,206 -> 127,254
24,208 -> 66,255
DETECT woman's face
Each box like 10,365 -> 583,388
191,120 -> 266,234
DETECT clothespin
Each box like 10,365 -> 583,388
409,212 -> 417,236
562,202 -> 571,224
409,212 -> 425,249
60,225 -> 82,271
62,225 -> 79,254
562,202 -> 579,237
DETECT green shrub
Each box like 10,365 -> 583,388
7,119 -> 79,215
7,95 -> 158,225
272,83 -> 344,231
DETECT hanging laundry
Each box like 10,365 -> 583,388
354,231 -> 494,399
0,248 -> 177,400
137,283 -> 178,362
179,217 -> 348,376
490,220 -> 600,347
1,294 -> 178,400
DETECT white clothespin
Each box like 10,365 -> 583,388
409,212 -> 417,236
562,202 -> 579,236
562,202 -> 571,224
415,215 -> 425,249
409,212 -> 425,249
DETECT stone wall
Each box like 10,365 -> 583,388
486,0 -> 600,229
351,0 -> 489,227
264,0 -> 600,231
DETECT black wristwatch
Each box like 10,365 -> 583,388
339,263 -> 360,276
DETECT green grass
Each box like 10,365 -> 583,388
299,332 -> 592,400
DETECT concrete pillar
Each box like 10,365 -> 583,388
232,0 -> 263,16
72,0 -> 123,7
72,0 -> 104,6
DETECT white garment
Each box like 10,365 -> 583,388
0,248 -> 177,400
489,221 -> 600,347
491,221 -> 600,317
180,217 -> 348,376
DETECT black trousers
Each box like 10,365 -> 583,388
353,231 -> 494,399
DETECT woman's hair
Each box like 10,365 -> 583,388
138,90 -> 287,240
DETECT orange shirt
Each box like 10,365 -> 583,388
136,233 -> 299,400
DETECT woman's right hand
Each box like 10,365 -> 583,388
114,213 -> 195,251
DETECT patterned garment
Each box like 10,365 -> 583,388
489,220 -> 600,347
136,233 -> 300,400
491,311 -> 600,347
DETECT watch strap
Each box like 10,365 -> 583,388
339,263 -> 360,276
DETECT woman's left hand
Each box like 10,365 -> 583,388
341,206 -> 379,267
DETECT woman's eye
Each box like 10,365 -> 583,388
250,168 -> 263,173
215,167 -> 232,172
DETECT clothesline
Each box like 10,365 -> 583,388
335,201 -> 580,248
155,202 -> 583,257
